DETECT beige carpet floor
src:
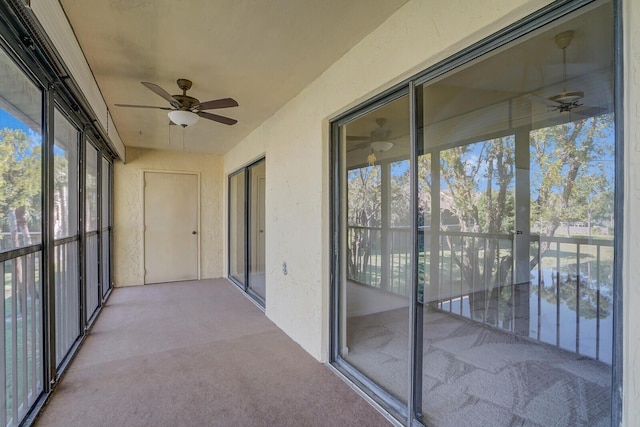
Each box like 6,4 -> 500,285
35,279 -> 390,427
346,306 -> 611,427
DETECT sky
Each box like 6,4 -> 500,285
0,109 -> 31,133
0,108 -> 71,156
349,115 -> 616,213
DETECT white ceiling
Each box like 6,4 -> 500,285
58,0 -> 408,154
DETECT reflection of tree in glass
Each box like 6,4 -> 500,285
530,114 -> 614,264
418,154 -> 432,219
347,166 -> 381,282
440,137 -> 515,296
54,150 -> 70,237
390,161 -> 410,227
0,128 -> 41,250
86,170 -> 98,231
0,127 -> 41,316
524,114 -> 615,323
533,265 -> 612,319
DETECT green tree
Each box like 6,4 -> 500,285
0,128 -> 41,248
530,114 -> 614,263
440,136 -> 515,293
389,161 -> 411,227
347,165 -> 381,281
0,127 -> 41,316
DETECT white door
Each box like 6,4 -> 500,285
144,172 -> 199,284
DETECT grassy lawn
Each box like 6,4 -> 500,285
538,243 -> 614,272
351,237 -> 614,292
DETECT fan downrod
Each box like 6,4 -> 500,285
173,79 -> 199,109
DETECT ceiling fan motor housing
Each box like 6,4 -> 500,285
173,79 -> 199,109
172,94 -> 199,109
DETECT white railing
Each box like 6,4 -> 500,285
85,233 -> 99,322
54,239 -> 80,366
1,250 -> 44,426
347,225 -> 614,362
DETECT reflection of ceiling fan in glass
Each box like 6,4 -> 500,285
548,31 -> 583,113
529,30 -> 606,118
347,118 -> 394,166
347,118 -> 393,150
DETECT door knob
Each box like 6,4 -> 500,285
192,231 -> 197,235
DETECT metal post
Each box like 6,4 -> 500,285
79,133 -> 87,331
408,81 -> 423,425
611,0 -> 623,422
42,88 -> 57,390
96,155 -> 103,302
244,168 -> 249,293
576,244 -> 581,353
381,162 -> 390,291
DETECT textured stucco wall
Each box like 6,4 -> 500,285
624,0 -> 640,425
223,0 -> 553,363
114,147 -> 224,287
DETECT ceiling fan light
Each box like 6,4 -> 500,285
168,110 -> 199,127
549,91 -> 584,104
371,140 -> 393,152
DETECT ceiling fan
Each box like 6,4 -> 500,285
347,118 -> 394,152
547,31 -> 584,113
528,30 -> 606,118
115,78 -> 238,127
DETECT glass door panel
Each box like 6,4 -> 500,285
229,171 -> 246,286
338,94 -> 411,410
248,160 -> 266,301
416,2 -> 614,425
0,46 -> 44,426
85,141 -> 99,321
228,159 -> 267,306
101,157 -> 111,297
53,108 -> 80,365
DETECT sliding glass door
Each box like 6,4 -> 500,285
0,47 -> 44,426
336,95 -> 411,416
0,2 -> 116,423
53,108 -> 80,366
101,156 -> 112,298
229,158 -> 266,305
248,160 -> 266,300
332,1 -> 618,425
84,141 -> 100,321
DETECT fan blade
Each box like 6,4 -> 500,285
346,136 -> 370,141
523,93 -> 560,107
197,111 -> 237,125
572,106 -> 609,117
141,82 -> 180,107
194,97 -> 238,111
115,103 -> 173,110
347,141 -> 371,152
